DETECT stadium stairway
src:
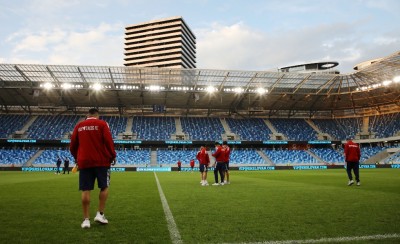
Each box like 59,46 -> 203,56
257,150 -> 274,165
125,117 -> 133,133
365,148 -> 399,164
306,150 -> 326,165
175,117 -> 183,134
24,149 -> 44,167
264,119 -> 278,134
150,150 -> 157,166
220,118 -> 232,133
21,115 -> 38,132
305,119 -> 322,134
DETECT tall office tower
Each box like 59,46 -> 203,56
124,16 -> 196,68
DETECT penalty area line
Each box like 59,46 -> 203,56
154,172 -> 183,244
228,233 -> 400,244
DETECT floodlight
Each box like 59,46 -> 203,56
92,83 -> 102,91
234,87 -> 244,93
43,82 -> 53,90
256,87 -> 266,95
382,80 -> 392,86
206,86 -> 216,93
62,83 -> 72,90
393,76 -> 400,83
149,85 -> 161,91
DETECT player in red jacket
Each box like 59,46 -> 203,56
177,160 -> 182,172
196,146 -> 210,186
190,159 -> 195,172
344,137 -> 361,186
222,141 -> 231,184
212,141 -> 226,185
70,108 -> 116,228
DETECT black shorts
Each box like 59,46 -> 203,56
79,167 -> 110,191
199,164 -> 208,173
225,161 -> 230,171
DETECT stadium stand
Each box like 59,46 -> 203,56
157,148 -> 198,165
115,148 -> 151,166
368,113 -> 400,138
100,116 -> 128,139
359,146 -> 387,163
226,118 -> 272,141
33,149 -> 74,166
0,148 -> 37,166
0,115 -> 30,138
384,151 -> 400,164
27,115 -> 81,140
309,148 -> 344,163
229,149 -> 265,165
263,149 -> 319,164
268,119 -> 317,141
312,119 -> 348,140
181,117 -> 224,141
132,116 -> 175,140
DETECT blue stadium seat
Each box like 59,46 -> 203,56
180,117 -> 224,141
226,118 -> 272,141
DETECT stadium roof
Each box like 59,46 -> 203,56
0,51 -> 399,116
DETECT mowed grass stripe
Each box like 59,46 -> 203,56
157,169 -> 400,243
0,172 -> 171,244
154,172 -> 183,244
0,170 -> 399,243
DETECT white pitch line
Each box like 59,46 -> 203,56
154,172 -> 183,244
227,233 -> 400,244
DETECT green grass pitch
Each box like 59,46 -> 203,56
0,169 -> 399,244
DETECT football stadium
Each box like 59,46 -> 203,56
1,15 -> 400,244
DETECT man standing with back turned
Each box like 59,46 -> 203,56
344,137 -> 361,186
70,108 -> 116,229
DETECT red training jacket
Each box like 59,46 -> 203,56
212,145 -> 226,162
196,148 -> 210,165
344,140 -> 361,163
223,145 -> 231,163
70,117 -> 116,169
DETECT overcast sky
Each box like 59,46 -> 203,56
0,0 -> 399,73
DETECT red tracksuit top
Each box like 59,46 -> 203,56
212,145 -> 226,162
70,117 -> 116,169
223,145 -> 231,163
196,149 -> 210,165
344,140 -> 361,163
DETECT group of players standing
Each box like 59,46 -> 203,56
196,141 -> 230,186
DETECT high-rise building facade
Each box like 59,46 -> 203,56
124,16 -> 196,68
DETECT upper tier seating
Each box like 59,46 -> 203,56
368,113 -> 400,138
132,116 -> 175,140
181,117 -> 224,141
28,115 -> 81,140
226,118 -> 272,141
116,149 -> 151,165
263,149 -> 319,164
312,118 -> 362,140
100,116 -> 128,139
0,115 -> 30,138
0,148 -> 37,166
269,119 -> 317,141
